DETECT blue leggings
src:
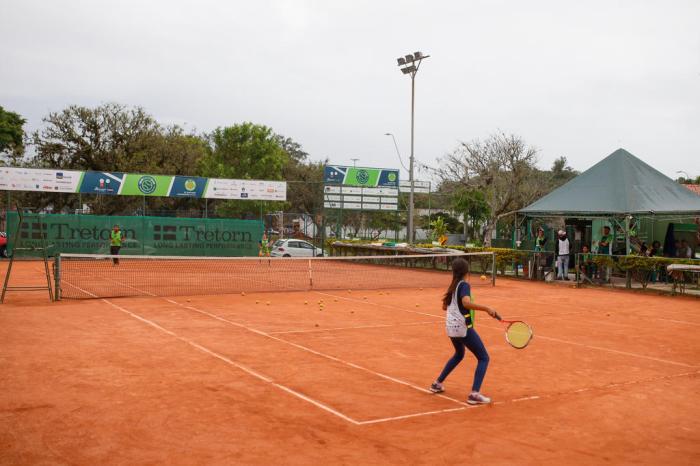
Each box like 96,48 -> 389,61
436,328 -> 490,392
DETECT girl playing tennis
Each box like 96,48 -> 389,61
430,257 -> 501,404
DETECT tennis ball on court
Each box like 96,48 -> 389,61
419,287 -> 423,291
480,275 -> 487,281
266,301 -> 270,306
348,289 -> 352,293
415,303 -> 420,307
363,296 -> 368,300
334,298 -> 338,302
304,301 -> 308,305
255,300 -> 259,304
241,292 -> 245,296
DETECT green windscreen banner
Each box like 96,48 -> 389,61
6,213 -> 264,257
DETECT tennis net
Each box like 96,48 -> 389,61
55,252 -> 496,299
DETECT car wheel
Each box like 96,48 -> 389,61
0,247 -> 6,258
283,254 -> 291,258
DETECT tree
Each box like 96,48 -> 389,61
199,123 -> 289,217
0,106 -> 26,165
452,187 -> 489,242
436,132 -> 540,246
30,103 -> 162,171
27,103 -> 209,215
549,156 -> 577,188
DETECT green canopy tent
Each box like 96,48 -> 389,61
517,148 -> 700,253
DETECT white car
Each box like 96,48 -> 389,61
270,239 -> 324,257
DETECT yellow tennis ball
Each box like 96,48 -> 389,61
241,292 -> 246,296
304,301 -> 308,305
480,275 -> 487,281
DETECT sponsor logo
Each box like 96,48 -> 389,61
356,169 -> 370,185
184,179 -> 197,191
387,172 -> 397,182
137,176 -> 157,194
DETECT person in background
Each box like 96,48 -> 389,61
599,226 -> 612,255
639,242 -> 649,256
648,241 -> 661,257
673,240 -> 682,258
534,227 -> 547,252
110,225 -> 122,265
555,229 -> 571,281
679,239 -> 693,258
579,245 -> 597,280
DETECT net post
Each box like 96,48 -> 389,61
308,259 -> 313,289
491,251 -> 496,287
54,255 -> 61,301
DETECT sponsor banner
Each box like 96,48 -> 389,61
1,167 -> 286,201
380,204 -> 398,211
204,178 -> 286,201
6,213 -> 263,257
362,204 -> 381,210
121,173 -> 172,197
324,165 -> 399,188
170,176 -> 207,198
0,167 -> 83,193
79,171 -> 125,195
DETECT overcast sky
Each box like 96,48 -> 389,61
2,0 -> 699,180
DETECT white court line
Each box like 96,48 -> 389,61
62,280 -> 361,425
105,299 -> 361,425
357,406 -> 470,425
360,369 -> 700,425
313,291 -> 699,369
268,320 -> 442,335
164,298 -> 469,408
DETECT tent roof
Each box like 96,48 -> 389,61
520,148 -> 700,216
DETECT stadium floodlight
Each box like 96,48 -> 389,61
395,50 -> 430,244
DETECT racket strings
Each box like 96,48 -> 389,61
505,321 -> 533,349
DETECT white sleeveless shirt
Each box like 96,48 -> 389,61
445,281 -> 468,337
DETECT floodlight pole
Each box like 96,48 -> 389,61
397,51 -> 429,244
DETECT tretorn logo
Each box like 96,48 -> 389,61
356,169 -> 370,185
184,179 -> 197,191
138,176 -> 157,194
387,172 -> 397,182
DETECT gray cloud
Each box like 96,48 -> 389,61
1,0 -> 698,179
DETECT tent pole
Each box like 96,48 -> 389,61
625,215 -> 631,254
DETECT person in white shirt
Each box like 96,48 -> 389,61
555,230 -> 571,280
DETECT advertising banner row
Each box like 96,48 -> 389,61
0,167 -> 286,201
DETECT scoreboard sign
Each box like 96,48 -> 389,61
323,165 -> 400,211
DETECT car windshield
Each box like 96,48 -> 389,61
273,240 -> 284,247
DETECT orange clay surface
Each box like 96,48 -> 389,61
1,260 -> 699,465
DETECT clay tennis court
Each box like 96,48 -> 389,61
1,260 -> 699,465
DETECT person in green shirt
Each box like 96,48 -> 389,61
534,227 -> 547,252
110,225 -> 122,265
599,226 -> 612,255
579,244 -> 596,279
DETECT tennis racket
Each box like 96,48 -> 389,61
496,316 -> 533,349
